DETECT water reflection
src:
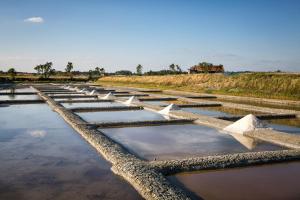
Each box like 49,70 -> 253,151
0,95 -> 40,100
79,110 -> 169,123
101,124 -> 283,161
0,104 -> 141,199
62,102 -> 123,108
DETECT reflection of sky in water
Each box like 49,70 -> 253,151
0,104 -> 141,199
62,102 -> 123,108
0,87 -> 36,93
54,97 -> 97,101
49,93 -> 86,96
101,124 -> 283,160
142,101 -> 167,106
0,95 -> 40,100
182,107 -> 233,117
79,110 -> 168,123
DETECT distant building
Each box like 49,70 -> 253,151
189,62 -> 224,73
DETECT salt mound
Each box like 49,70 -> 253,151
89,90 -> 96,95
124,96 -> 139,105
223,114 -> 265,134
158,103 -> 180,115
101,92 -> 115,99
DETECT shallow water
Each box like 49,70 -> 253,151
266,118 -> 300,134
168,162 -> 300,200
79,110 -> 168,123
0,87 -> 36,93
49,93 -> 86,96
0,94 -> 40,100
101,124 -> 283,161
62,102 -> 124,108
207,98 -> 300,111
182,106 -> 263,118
0,104 -> 141,200
54,97 -> 98,101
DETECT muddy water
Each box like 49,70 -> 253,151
168,162 -> 300,200
101,124 -> 283,161
182,106 -> 263,118
0,104 -> 141,200
78,110 -> 169,123
0,94 -> 40,100
62,102 -> 124,108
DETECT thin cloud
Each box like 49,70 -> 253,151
24,17 -> 44,23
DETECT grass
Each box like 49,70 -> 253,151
96,73 -> 300,100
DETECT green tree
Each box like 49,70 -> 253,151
136,64 -> 143,75
169,64 -> 176,72
34,62 -> 55,79
176,65 -> 182,72
65,62 -> 74,79
7,68 -> 16,80
99,67 -> 105,75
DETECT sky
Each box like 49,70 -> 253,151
0,0 -> 300,72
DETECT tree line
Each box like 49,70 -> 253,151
2,61 -> 226,80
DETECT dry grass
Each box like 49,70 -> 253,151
97,73 -> 300,100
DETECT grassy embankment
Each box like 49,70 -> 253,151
97,73 -> 300,100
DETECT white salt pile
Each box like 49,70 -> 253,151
101,92 -> 115,99
158,103 -> 181,115
89,90 -> 96,95
124,96 -> 139,106
223,114 -> 265,134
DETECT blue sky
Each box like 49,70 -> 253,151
0,0 -> 300,72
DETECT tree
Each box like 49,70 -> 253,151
176,65 -> 182,72
169,64 -> 176,72
99,67 -> 105,75
88,70 -> 94,80
34,62 -> 55,79
94,67 -> 105,76
136,64 -> 143,75
65,62 -> 74,79
115,70 -> 133,76
7,68 -> 16,80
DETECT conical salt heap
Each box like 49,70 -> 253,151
89,90 -> 96,95
101,92 -> 115,99
124,96 -> 139,105
223,114 -> 265,134
158,103 -> 181,115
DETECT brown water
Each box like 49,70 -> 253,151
78,110 -> 169,123
0,104 -> 141,200
168,162 -> 300,200
101,124 -> 283,161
